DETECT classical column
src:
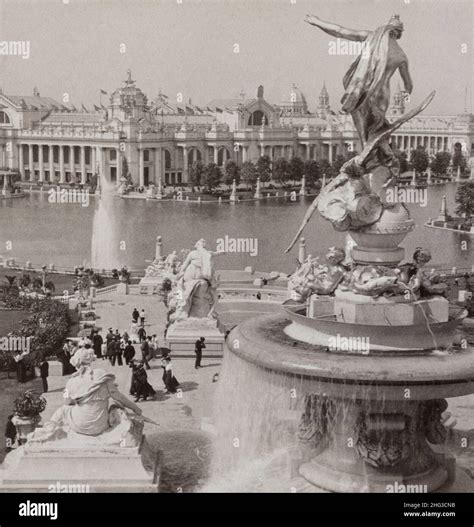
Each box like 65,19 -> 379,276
38,145 -> 44,182
154,147 -> 162,183
28,144 -> 34,181
49,145 -> 54,183
328,143 -> 333,164
116,147 -> 122,183
139,148 -> 144,187
80,146 -> 86,184
242,146 -> 248,163
59,146 -> 65,184
18,145 -> 24,180
91,147 -> 96,175
213,145 -> 218,164
260,144 -> 265,157
69,145 -> 75,181
182,146 -> 188,181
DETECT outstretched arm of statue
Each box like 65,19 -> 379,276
305,15 -> 371,41
399,62 -> 413,94
107,382 -> 142,415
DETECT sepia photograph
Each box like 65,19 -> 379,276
0,0 -> 473,518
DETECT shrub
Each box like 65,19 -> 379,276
14,389 -> 47,417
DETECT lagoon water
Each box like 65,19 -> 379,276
1,185 -> 470,273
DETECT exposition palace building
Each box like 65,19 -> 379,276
0,71 -> 473,187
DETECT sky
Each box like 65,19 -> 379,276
0,0 -> 472,114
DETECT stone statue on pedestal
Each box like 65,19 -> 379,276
28,349 -> 144,447
170,239 -> 225,321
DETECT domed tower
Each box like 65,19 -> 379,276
390,83 -> 406,116
109,69 -> 148,121
317,82 -> 331,118
280,84 -> 308,116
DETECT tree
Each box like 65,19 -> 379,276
273,157 -> 289,185
410,146 -> 429,174
455,181 -> 474,218
452,150 -> 467,174
188,160 -> 205,189
223,160 -> 240,187
240,161 -> 258,189
256,155 -> 272,184
288,156 -> 304,184
202,163 -> 222,192
394,149 -> 408,174
332,154 -> 347,174
431,151 -> 451,176
303,160 -> 320,185
319,159 -> 335,179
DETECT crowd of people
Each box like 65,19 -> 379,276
54,305 -> 187,405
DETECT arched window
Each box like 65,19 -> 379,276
0,111 -> 11,124
248,110 -> 268,126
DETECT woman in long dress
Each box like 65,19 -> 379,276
161,356 -> 179,394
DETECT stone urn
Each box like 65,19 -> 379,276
11,414 -> 41,444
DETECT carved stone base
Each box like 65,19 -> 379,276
166,317 -> 225,356
298,397 -> 450,493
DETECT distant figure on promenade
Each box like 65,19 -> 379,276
39,359 -> 49,393
140,309 -> 146,327
132,308 -> 139,323
4,415 -> 16,453
146,336 -> 155,359
114,336 -> 123,366
92,330 -> 103,359
60,340 -> 76,376
131,361 -> 156,402
194,337 -> 206,369
106,328 -> 114,347
161,356 -> 179,394
138,325 -> 147,343
130,320 -> 139,343
124,340 -> 136,365
141,338 -> 151,370
107,337 -> 117,366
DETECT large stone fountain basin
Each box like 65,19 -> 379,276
282,301 -> 465,352
228,313 -> 474,401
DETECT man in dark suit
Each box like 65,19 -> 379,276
39,359 -> 49,393
194,337 -> 205,369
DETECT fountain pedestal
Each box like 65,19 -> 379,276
299,397 -> 451,493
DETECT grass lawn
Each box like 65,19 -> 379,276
2,271 -> 119,295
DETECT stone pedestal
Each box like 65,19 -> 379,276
166,317 -> 225,356
334,290 -> 449,326
299,397 -> 450,493
0,435 -> 160,492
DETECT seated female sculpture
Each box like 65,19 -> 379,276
29,348 -> 142,443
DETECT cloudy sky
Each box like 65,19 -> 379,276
0,0 -> 471,114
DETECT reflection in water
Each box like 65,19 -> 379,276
91,178 -> 123,270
